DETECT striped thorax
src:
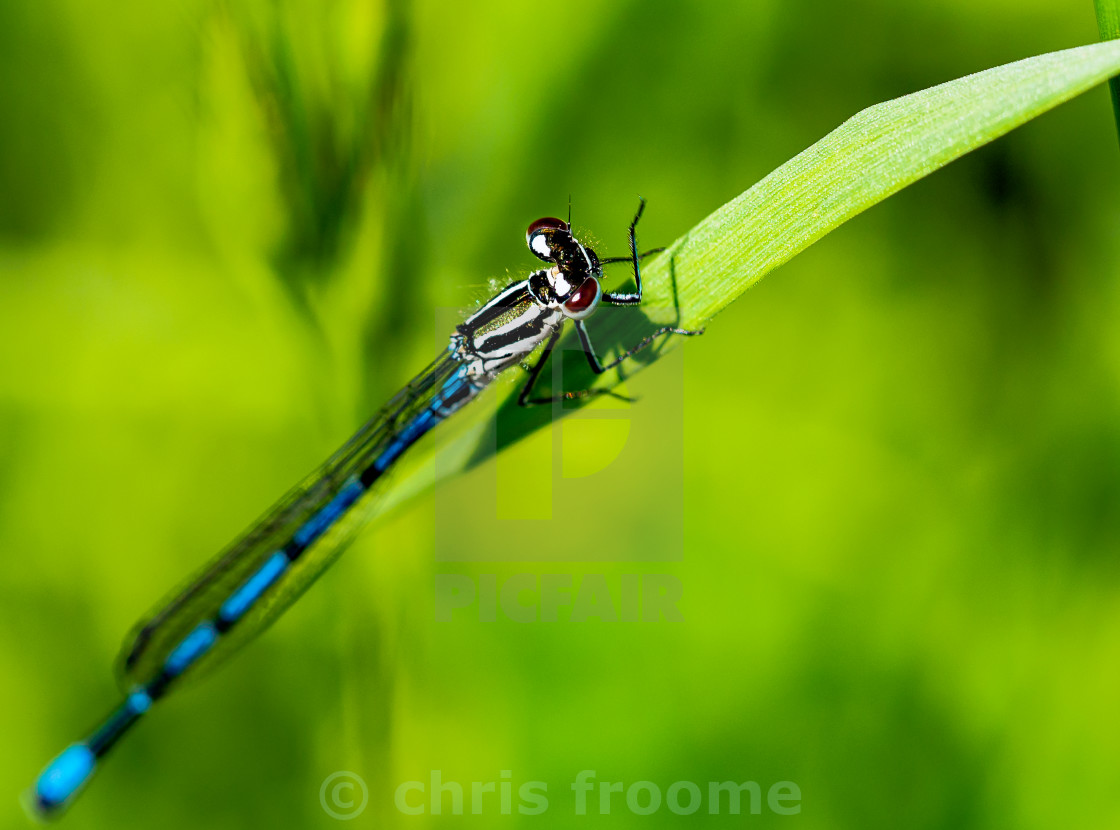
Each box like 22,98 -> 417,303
451,216 -> 605,381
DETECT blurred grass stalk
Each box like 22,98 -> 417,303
1095,0 -> 1120,144
378,40 -> 1120,517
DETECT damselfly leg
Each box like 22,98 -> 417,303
517,327 -> 634,405
600,246 -> 666,264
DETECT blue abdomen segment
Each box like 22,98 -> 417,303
126,690 -> 152,715
33,744 -> 95,813
216,476 -> 366,634
163,622 -> 218,678
219,551 -> 289,626
30,690 -> 153,816
291,478 -> 365,550
363,368 -> 475,485
371,409 -> 436,474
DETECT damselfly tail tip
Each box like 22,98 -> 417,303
24,690 -> 153,820
24,743 -> 97,821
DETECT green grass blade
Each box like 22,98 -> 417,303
376,40 -> 1120,516
1097,0 -> 1120,42
1095,0 -> 1120,145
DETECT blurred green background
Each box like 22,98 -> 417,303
3,1 -> 1120,828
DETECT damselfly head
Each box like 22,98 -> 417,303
527,216 -> 602,276
526,217 -> 570,262
527,213 -> 603,317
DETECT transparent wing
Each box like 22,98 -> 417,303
117,352 -> 463,691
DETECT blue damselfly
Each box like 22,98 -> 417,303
28,199 -> 701,816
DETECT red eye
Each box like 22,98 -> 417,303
526,216 -> 570,262
526,217 -> 569,237
563,277 -> 601,319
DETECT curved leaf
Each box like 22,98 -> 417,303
378,40 -> 1120,514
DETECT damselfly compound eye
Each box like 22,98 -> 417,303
527,217 -> 569,262
563,277 -> 601,320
